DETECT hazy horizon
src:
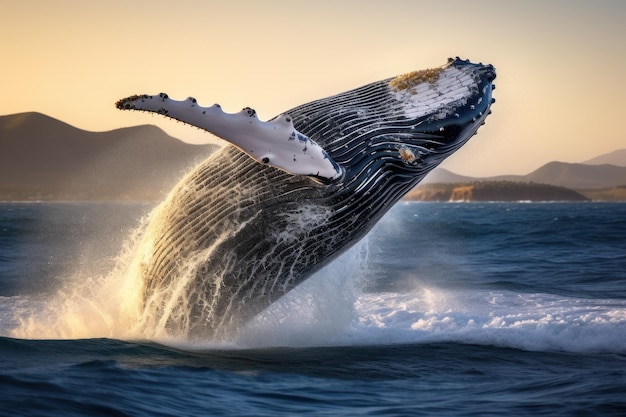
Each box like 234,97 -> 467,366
3,0 -> 625,176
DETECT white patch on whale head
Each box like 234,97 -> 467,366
391,65 -> 479,120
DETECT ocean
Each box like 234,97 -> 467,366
1,201 -> 625,416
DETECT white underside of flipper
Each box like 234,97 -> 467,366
116,94 -> 342,181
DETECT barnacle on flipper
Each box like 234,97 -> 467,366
390,67 -> 443,91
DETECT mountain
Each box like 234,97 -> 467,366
421,168 -> 475,184
406,182 -> 589,202
2,112 -> 625,201
0,112 -> 219,201
523,162 -> 626,189
422,161 -> 626,190
583,149 -> 626,166
484,162 -> 626,189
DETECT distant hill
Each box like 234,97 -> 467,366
421,168 -> 475,184
0,112 -> 219,201
407,182 -> 589,202
583,149 -> 626,166
2,112 -> 625,202
578,186 -> 626,201
422,161 -> 626,190
483,162 -> 626,189
522,162 -> 626,189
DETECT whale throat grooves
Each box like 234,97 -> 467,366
120,58 -> 497,340
136,148 -> 337,339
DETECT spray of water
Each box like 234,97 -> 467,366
7,197 -> 355,346
10,213 -> 150,340
7,202 -> 626,353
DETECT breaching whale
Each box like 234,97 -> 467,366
116,57 -> 496,340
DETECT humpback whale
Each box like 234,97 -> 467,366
116,57 -> 496,340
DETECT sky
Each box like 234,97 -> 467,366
2,0 -> 625,176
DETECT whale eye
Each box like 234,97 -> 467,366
262,157 -> 270,164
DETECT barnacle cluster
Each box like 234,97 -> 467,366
390,67 -> 443,91
398,146 -> 417,163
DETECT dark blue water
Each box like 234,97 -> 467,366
1,202 -> 625,416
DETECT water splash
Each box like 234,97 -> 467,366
7,203 -> 626,354
346,288 -> 626,353
7,198 -> 340,344
9,216 -> 149,340
234,236 -> 371,348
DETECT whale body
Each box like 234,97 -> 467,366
116,58 -> 496,340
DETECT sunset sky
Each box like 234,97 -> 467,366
3,0 -> 625,176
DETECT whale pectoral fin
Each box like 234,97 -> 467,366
115,94 -> 343,182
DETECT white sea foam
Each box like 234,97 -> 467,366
235,240 -> 626,354
348,289 -> 626,353
5,207 -> 626,355
237,284 -> 626,353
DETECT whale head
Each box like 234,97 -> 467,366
293,57 -> 496,192
276,57 -> 496,233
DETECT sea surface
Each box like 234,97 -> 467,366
1,201 -> 625,416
